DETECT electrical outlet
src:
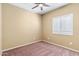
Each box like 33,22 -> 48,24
48,37 -> 50,39
69,42 -> 72,45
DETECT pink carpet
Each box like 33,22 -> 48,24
2,41 -> 79,56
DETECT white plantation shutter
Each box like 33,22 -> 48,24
52,13 -> 73,35
53,16 -> 61,34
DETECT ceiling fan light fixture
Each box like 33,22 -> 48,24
39,4 -> 43,7
32,3 -> 50,11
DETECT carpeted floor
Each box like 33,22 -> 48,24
2,41 -> 79,56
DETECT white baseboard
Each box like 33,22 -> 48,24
2,40 -> 41,52
43,40 -> 79,53
2,40 -> 79,53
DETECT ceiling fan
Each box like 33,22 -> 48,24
32,3 -> 50,11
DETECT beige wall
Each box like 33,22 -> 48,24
2,3 -> 79,51
0,4 -> 2,55
42,4 -> 79,51
2,4 -> 42,50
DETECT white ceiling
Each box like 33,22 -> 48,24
10,3 -> 68,14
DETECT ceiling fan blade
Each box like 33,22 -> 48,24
43,3 -> 50,7
41,7 -> 43,10
32,5 -> 39,9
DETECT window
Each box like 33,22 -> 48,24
52,13 -> 73,35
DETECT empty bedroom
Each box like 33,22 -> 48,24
0,3 -> 79,56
